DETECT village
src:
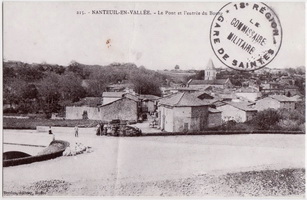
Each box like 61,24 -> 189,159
60,59 -> 304,134
3,59 -> 305,196
2,1 -> 305,197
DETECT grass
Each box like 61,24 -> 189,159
3,118 -> 101,129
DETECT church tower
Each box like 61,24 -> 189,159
204,59 -> 216,80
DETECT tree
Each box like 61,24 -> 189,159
67,61 -> 90,79
58,72 -> 86,102
37,73 -> 62,115
188,70 -> 204,80
130,71 -> 162,96
174,65 -> 180,70
3,78 -> 28,108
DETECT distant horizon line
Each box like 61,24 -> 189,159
3,59 -> 305,71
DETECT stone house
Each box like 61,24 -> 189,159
65,97 -> 138,122
98,97 -> 138,122
235,87 -> 261,102
158,92 -> 221,132
284,85 -> 300,96
187,78 -> 233,90
138,94 -> 160,113
259,82 -> 285,95
254,95 -> 296,111
106,82 -> 134,92
215,101 -> 257,122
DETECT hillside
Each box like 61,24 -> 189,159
3,61 -> 169,115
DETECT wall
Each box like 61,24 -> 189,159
208,112 -> 222,127
99,98 -> 138,121
255,97 -> 281,111
158,106 -> 174,132
66,98 -> 138,121
142,100 -> 156,113
172,106 -> 209,132
204,69 -> 216,80
147,101 -> 156,113
159,106 -> 210,132
66,106 -> 100,120
190,106 -> 209,131
173,107 -> 192,132
217,104 -> 247,122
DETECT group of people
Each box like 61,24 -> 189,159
96,123 -> 113,136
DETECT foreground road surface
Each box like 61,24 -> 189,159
3,129 -> 305,196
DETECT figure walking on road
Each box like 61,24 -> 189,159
75,126 -> 79,137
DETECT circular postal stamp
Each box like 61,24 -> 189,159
210,2 -> 282,71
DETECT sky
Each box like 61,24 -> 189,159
3,2 -> 305,70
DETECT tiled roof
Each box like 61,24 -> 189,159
172,87 -> 199,91
102,92 -> 126,98
189,79 -> 229,85
213,101 -> 227,107
193,91 -> 214,100
235,87 -> 259,93
269,95 -> 296,102
138,94 -> 161,100
209,107 -> 222,113
289,95 -> 303,101
124,93 -> 140,101
159,92 -> 212,107
215,93 -> 237,100
227,102 -> 257,112
107,83 -> 134,89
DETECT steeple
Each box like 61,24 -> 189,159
204,59 -> 217,80
206,59 -> 216,70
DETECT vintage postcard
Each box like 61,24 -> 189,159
2,1 -> 305,197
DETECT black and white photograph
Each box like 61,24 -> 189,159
2,1 -> 306,197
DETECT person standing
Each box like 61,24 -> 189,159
48,126 -> 53,135
74,126 -> 79,137
48,126 -> 55,141
96,124 -> 100,136
103,124 -> 108,135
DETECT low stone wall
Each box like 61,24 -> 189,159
141,130 -> 305,136
3,140 -> 70,167
37,126 -> 96,134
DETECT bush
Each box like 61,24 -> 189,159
278,119 -> 301,131
299,123 -> 305,132
220,120 -> 252,131
3,108 -> 18,113
251,109 -> 282,130
278,108 -> 305,123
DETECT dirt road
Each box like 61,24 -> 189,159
3,129 -> 305,197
